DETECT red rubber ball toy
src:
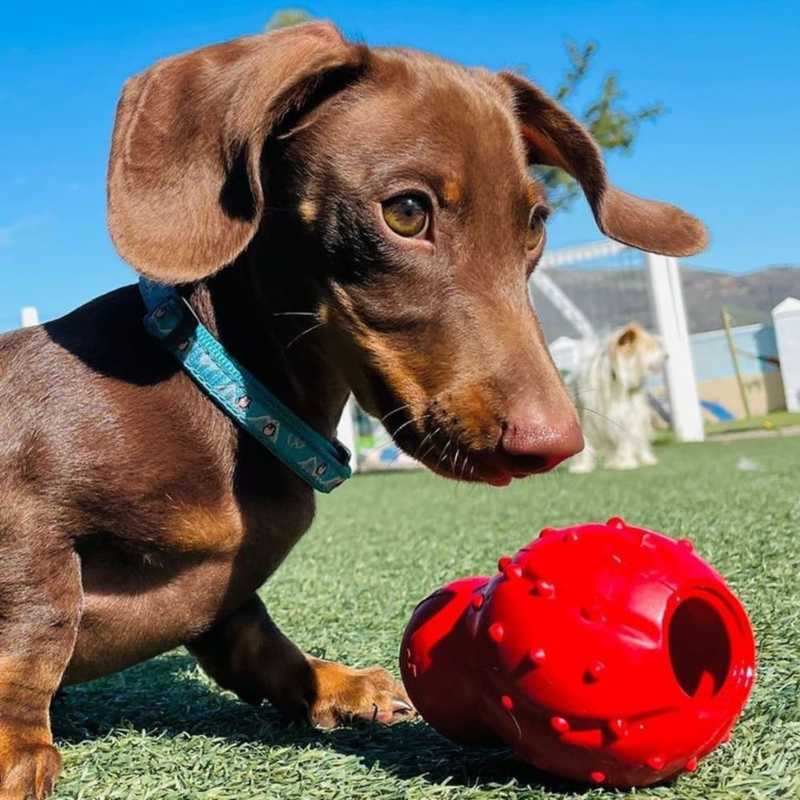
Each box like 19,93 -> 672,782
400,519 -> 756,788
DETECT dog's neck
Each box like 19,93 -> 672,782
181,257 -> 350,441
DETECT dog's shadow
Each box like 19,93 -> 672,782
52,653 -> 582,794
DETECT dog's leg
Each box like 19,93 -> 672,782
604,452 -> 639,470
633,396 -> 658,466
188,595 -> 414,728
636,443 -> 659,467
0,529 -> 81,800
603,429 -> 640,470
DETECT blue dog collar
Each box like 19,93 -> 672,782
139,278 -> 351,493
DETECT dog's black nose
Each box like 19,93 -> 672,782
500,408 -> 584,472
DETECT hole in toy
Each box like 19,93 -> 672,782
669,597 -> 731,699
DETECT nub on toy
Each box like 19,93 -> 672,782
400,519 -> 756,788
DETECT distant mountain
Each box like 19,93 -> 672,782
532,264 -> 800,339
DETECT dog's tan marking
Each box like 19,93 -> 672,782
442,180 -> 462,206
166,502 -> 244,554
306,658 -> 412,728
0,657 -> 62,699
0,719 -> 50,752
325,285 -> 429,422
298,199 -> 318,225
352,328 -> 429,423
0,657 -> 61,799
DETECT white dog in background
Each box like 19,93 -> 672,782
568,323 -> 666,473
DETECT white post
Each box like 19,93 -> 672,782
20,307 -> 40,328
772,298 -> 800,412
645,254 -> 705,442
336,394 -> 359,473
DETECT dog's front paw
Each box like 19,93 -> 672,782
307,659 -> 415,728
638,451 -> 659,467
605,457 -> 639,471
0,741 -> 61,800
568,461 -> 596,474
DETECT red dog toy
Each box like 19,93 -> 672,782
400,519 -> 756,788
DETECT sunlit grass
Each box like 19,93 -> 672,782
54,437 -> 800,799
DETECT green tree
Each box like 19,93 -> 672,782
265,11 -> 663,212
266,9 -> 313,31
535,39 -> 663,211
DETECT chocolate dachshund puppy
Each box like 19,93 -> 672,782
0,21 -> 707,798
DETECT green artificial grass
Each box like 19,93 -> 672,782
53,437 -> 800,799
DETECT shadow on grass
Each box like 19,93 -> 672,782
52,653 -> 581,794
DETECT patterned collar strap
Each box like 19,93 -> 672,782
139,278 -> 351,493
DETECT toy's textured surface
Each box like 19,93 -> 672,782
400,519 -> 756,788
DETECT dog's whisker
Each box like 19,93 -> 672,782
435,437 -> 453,473
569,387 -> 601,400
379,404 -> 411,426
379,417 -> 431,473
417,431 -> 443,465
284,322 -> 325,351
412,426 -> 440,463
388,416 -> 418,438
361,426 -> 412,463
460,452 -> 470,482
412,427 -> 436,456
360,412 -> 429,467
450,447 -> 461,478
387,414 -> 430,443
360,435 -> 391,462
271,311 -> 319,318
574,405 -> 650,445
379,449 -> 405,474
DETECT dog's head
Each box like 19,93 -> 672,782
610,324 -> 667,390
108,22 -> 707,485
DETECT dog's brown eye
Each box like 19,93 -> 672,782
526,212 -> 545,250
382,195 -> 429,238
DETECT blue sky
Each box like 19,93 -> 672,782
1,1 -> 798,330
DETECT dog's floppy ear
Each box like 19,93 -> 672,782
499,72 -> 708,257
108,22 -> 367,283
615,324 -> 640,349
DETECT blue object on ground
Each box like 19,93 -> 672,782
701,399 -> 735,421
